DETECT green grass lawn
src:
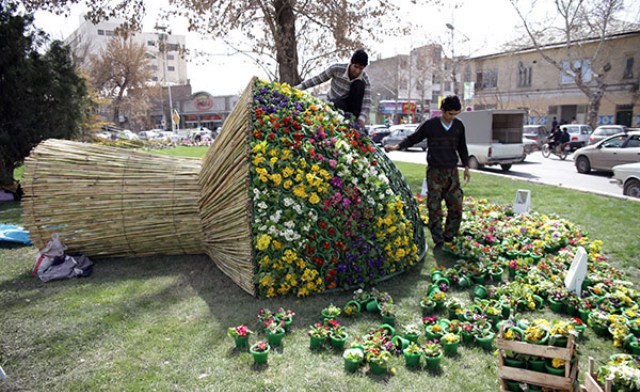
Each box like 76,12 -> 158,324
1,154 -> 638,391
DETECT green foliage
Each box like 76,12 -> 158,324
0,2 -> 89,185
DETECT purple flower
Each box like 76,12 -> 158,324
330,176 -> 343,189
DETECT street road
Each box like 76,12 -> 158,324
385,148 -> 628,199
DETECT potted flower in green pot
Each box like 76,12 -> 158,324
365,347 -> 392,375
424,323 -> 445,341
430,290 -> 447,311
441,332 -> 461,356
328,320 -> 349,350
343,348 -> 364,372
352,288 -> 371,308
487,262 -> 504,283
256,307 -> 274,332
422,340 -> 444,370
548,320 -> 575,347
545,358 -> 567,376
547,288 -> 568,313
420,296 -> 437,317
379,302 -> 398,326
460,321 -> 475,345
321,303 -> 341,321
307,322 -> 329,349
501,327 -> 526,368
402,341 -> 422,368
343,300 -> 361,317
227,324 -> 253,350
445,297 -> 464,320
403,323 -> 422,343
473,326 -> 495,350
263,317 -> 286,347
275,307 -> 295,331
588,310 -> 611,337
249,340 -> 271,364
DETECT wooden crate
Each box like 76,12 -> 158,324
496,327 -> 579,392
583,357 -> 612,392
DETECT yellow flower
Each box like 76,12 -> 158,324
395,248 -> 406,259
269,148 -> 279,157
293,184 -> 307,198
256,234 -> 271,250
259,274 -> 274,287
281,149 -> 292,160
297,287 -> 309,297
551,358 -> 565,368
283,180 -> 293,189
282,167 -> 294,178
309,192 -> 320,204
267,287 -> 276,298
269,156 -> 278,165
311,164 -> 320,172
272,240 -> 282,250
271,173 -> 282,187
298,158 -> 307,169
252,154 -> 265,166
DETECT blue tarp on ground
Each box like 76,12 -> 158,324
0,224 -> 32,246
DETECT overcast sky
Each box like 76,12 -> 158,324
31,0 -> 637,96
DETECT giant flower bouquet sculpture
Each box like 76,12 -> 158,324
21,77 -> 425,298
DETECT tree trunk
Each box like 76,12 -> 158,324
273,0 -> 300,85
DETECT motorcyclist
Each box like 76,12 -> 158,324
558,127 -> 570,152
548,127 -> 563,151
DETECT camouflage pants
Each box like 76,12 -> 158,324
426,167 -> 464,244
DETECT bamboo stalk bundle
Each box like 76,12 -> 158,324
21,77 -> 425,298
22,140 -> 204,257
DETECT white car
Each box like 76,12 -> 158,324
611,162 -> 640,198
559,124 -> 593,150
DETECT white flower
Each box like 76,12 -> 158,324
284,221 -> 295,229
257,202 -> 268,210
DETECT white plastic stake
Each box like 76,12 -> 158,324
513,189 -> 531,214
420,177 -> 428,196
565,246 -> 588,296
0,364 -> 6,380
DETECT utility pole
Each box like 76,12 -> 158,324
156,25 -> 175,133
446,23 -> 458,97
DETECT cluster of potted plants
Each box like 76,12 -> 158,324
226,306 -> 296,364
436,197 -> 640,357
597,353 -> 640,391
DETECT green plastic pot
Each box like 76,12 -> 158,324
424,352 -> 443,370
250,344 -> 270,364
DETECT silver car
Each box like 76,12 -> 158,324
611,162 -> 640,198
381,124 -> 427,151
574,130 -> 640,173
588,125 -> 627,145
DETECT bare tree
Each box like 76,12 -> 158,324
22,0 -> 439,85
89,37 -> 153,126
508,0 -> 630,127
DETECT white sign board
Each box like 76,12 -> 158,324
564,246 -> 588,296
514,189 -> 531,214
421,178 -> 428,196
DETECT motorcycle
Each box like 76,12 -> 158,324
541,140 -> 571,160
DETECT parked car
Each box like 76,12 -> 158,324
522,136 -> 538,155
367,125 -> 390,145
573,130 -> 640,173
560,124 -> 593,150
523,125 -> 549,148
611,162 -> 640,198
381,124 -> 426,151
588,125 -> 627,145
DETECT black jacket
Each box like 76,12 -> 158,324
398,117 -> 470,168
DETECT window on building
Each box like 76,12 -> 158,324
444,82 -> 451,91
623,57 -> 634,79
145,53 -> 156,59
518,62 -> 532,87
168,66 -> 175,71
561,59 -> 592,84
97,29 -> 105,36
147,40 -> 156,46
146,65 -> 158,71
105,30 -> 114,36
432,91 -> 440,102
167,43 -> 179,51
476,69 -> 497,90
167,54 -> 175,60
151,76 -> 158,82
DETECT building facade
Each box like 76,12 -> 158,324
65,17 -> 188,85
461,30 -> 640,127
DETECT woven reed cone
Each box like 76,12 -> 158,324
21,140 -> 204,257
197,77 -> 257,296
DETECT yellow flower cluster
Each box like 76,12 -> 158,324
376,199 -> 418,268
